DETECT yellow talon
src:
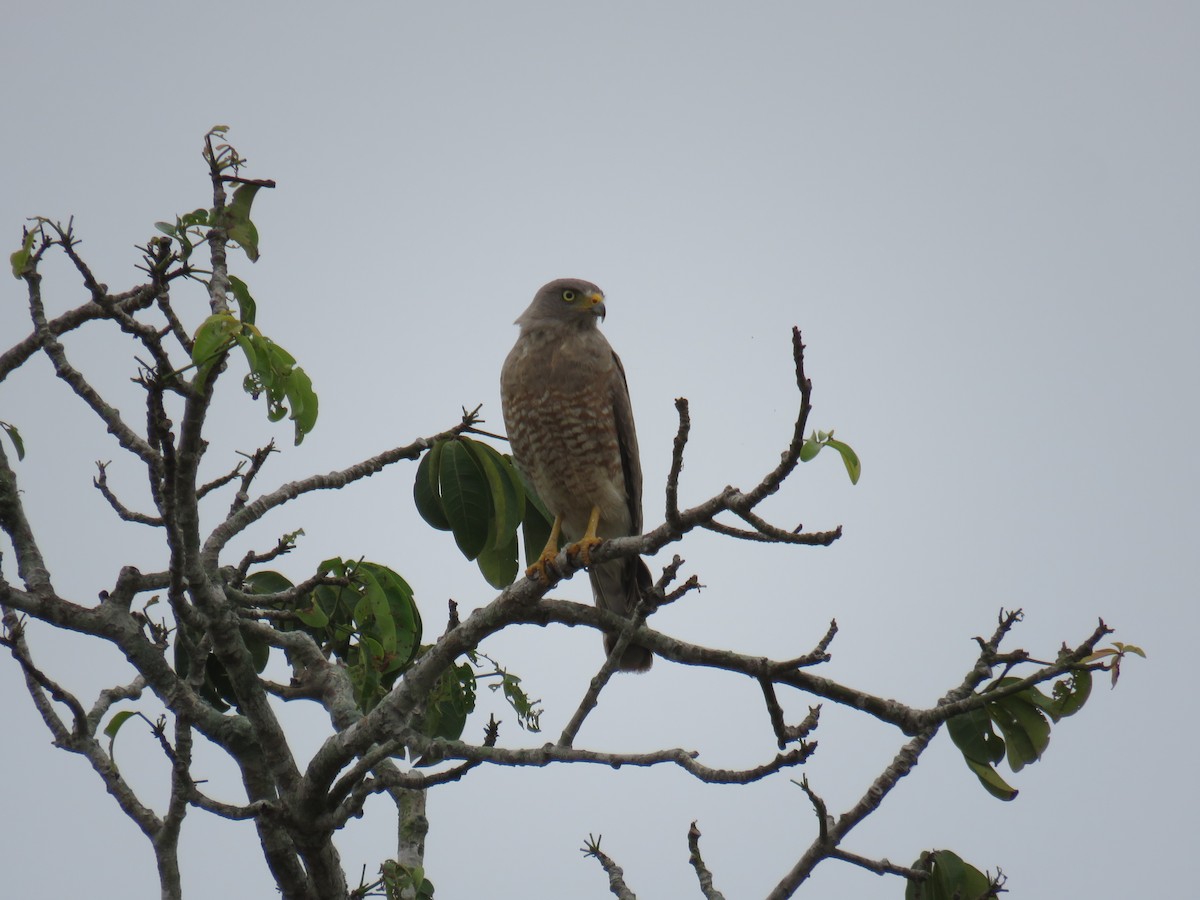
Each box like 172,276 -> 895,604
526,514 -> 563,582
566,506 -> 604,566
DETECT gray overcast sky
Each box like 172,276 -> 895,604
2,3 -> 1196,897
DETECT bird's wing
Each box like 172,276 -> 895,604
609,349 -> 643,534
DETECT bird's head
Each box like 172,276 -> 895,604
516,278 -> 606,329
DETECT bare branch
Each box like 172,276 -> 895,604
402,731 -> 814,785
742,327 -> 814,509
688,822 -> 727,900
95,461 -> 163,526
203,424 -> 473,565
828,848 -> 926,881
557,630 -> 639,748
228,442 -> 277,515
760,678 -> 822,750
767,728 -> 937,899
1,610 -> 88,737
771,619 -> 838,672
581,835 -> 638,900
87,675 -> 147,735
0,282 -> 164,385
196,464 -> 244,500
25,270 -> 161,470
0,439 -> 54,592
665,397 -> 690,531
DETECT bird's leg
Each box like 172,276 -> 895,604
526,514 -> 563,581
566,505 -> 604,566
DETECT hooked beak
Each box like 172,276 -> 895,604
585,291 -> 606,321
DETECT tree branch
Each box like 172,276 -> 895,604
688,821 -> 727,900
581,835 -> 638,900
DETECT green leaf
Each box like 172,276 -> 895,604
414,442 -> 452,531
367,564 -> 421,671
916,850 -> 995,900
228,275 -> 257,325
282,364 -> 318,444
181,208 -> 210,228
476,531 -> 519,589
495,670 -> 542,732
245,631 -> 271,674
438,440 -> 491,560
462,437 -> 523,552
296,598 -> 330,629
963,756 -> 1019,801
799,438 -> 822,462
173,629 -> 230,713
513,463 -> 556,569
359,567 -> 397,655
986,700 -> 1039,772
824,437 -> 861,484
234,332 -> 318,443
0,421 -> 25,460
243,570 -> 294,596
1052,668 -> 1092,717
496,453 -> 527,528
946,705 -> 1005,766
225,182 -> 261,262
1113,642 -> 1147,658
1005,695 -> 1051,760
192,313 -> 240,375
350,640 -> 384,710
103,709 -> 139,741
10,229 -> 36,278
417,661 -> 476,752
103,709 -> 141,769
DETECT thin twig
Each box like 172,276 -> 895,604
94,462 -> 163,526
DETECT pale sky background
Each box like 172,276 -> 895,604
2,3 -> 1196,898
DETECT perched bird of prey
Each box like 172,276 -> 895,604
500,278 -> 654,672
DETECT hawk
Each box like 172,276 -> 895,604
500,278 -> 653,672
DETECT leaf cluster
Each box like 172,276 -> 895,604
414,436 -> 554,588
947,669 -> 1092,800
906,850 -> 1000,900
248,560 -> 422,713
191,307 -> 318,445
377,860 -> 435,900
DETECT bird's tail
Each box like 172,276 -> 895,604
589,556 -> 654,672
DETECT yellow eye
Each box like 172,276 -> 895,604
561,289 -> 576,302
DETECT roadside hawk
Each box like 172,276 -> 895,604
500,278 -> 654,672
